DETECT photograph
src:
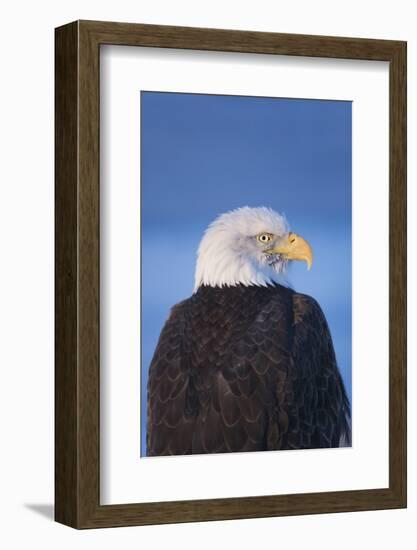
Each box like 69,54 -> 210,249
141,91 -> 352,457
50,12 -> 406,534
0,0 -> 409,541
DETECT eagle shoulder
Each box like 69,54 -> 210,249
146,297 -> 197,456
290,291 -> 351,447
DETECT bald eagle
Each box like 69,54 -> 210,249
146,207 -> 351,455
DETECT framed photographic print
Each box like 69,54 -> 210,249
55,20 -> 407,528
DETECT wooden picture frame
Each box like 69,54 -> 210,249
55,20 -> 407,529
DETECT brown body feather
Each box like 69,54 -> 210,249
146,284 -> 351,456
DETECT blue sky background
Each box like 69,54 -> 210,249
140,91 -> 352,456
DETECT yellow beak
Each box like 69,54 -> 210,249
269,232 -> 313,270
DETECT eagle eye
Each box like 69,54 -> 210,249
257,233 -> 272,244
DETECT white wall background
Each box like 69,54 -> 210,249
0,0 -> 414,547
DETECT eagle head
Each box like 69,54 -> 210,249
194,206 -> 313,291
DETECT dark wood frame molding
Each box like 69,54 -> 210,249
55,20 -> 407,529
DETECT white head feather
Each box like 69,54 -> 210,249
194,207 -> 291,291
